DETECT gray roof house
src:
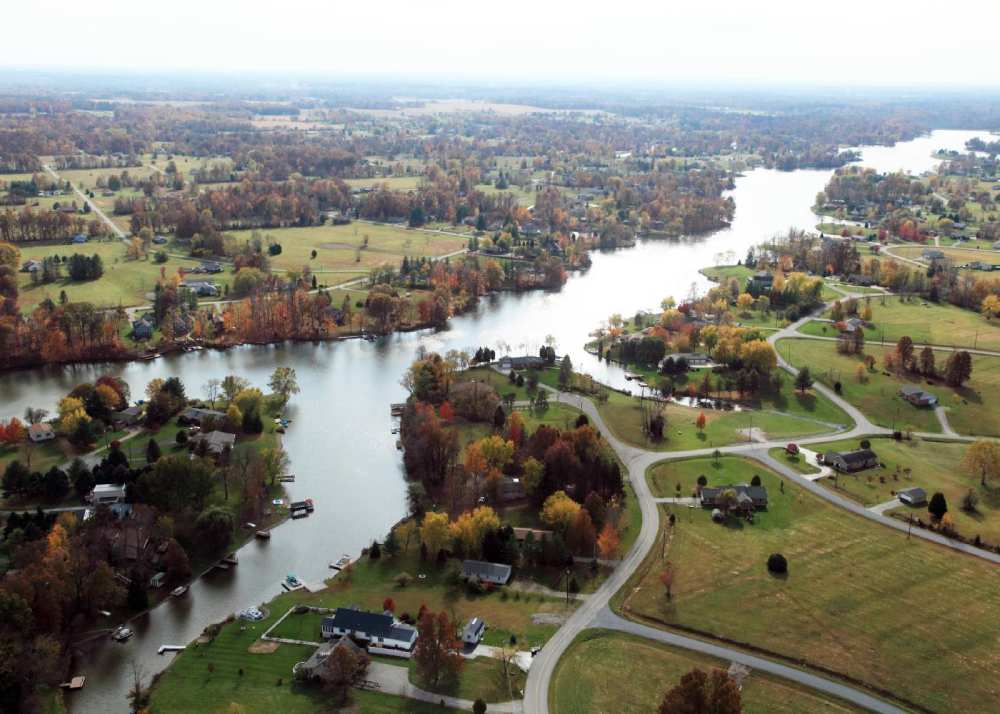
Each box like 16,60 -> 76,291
180,407 -> 226,424
462,618 -> 486,646
111,406 -> 144,429
192,430 -> 236,455
823,448 -> 878,473
180,280 -> 220,297
461,559 -> 512,585
497,355 -> 547,371
897,487 -> 927,506
899,385 -> 938,407
321,607 -> 417,652
922,248 -> 945,260
701,484 -> 768,510
294,637 -> 364,682
131,317 -> 154,340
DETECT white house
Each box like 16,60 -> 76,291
320,607 -> 418,653
90,483 -> 127,504
28,423 -> 56,443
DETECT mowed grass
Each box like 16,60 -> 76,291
777,338 -> 1000,436
798,295 -> 1000,351
344,176 -> 423,191
226,222 -> 465,275
700,264 -> 752,284
892,244 -> 1000,266
550,630 -> 862,714
617,457 -> 1000,713
591,388 -> 843,453
767,447 -> 822,474
14,240 -> 235,312
808,436 -> 1000,544
647,455 -> 778,500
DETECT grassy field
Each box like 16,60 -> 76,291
616,456 -> 1000,713
15,240 -> 236,312
777,338 -> 1000,436
647,455 -> 778,499
344,176 -> 423,191
700,264 -> 752,284
798,295 -> 1000,351
767,447 -> 823,474
550,629 -> 862,714
225,222 -> 465,276
807,436 -> 1000,544
893,244 -> 1000,266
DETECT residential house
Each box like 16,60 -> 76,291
72,233 -> 88,244
512,527 -> 554,542
111,406 -> 144,429
899,385 -> 938,407
700,484 -> 768,510
320,607 -> 418,653
846,273 -> 875,286
191,430 -> 236,455
746,271 -> 774,296
462,618 -> 486,646
840,317 -> 865,333
499,476 -> 526,502
897,487 -> 927,506
20,259 -> 42,273
90,483 -> 127,504
823,448 -> 878,473
497,355 -> 547,371
180,280 -> 220,297
966,261 -> 995,272
922,248 -> 945,260
461,559 -> 512,586
131,317 -> 154,340
200,261 -> 223,274
659,352 -> 711,371
294,637 -> 365,682
28,423 -> 56,443
152,235 -> 168,245
180,407 -> 226,425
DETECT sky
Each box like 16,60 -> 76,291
5,0 -> 1000,87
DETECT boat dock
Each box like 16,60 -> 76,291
158,645 -> 185,655
390,403 -> 405,416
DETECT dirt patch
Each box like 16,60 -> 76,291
736,427 -> 768,443
248,640 -> 279,654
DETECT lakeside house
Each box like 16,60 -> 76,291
462,617 -> 487,646
131,316 -> 154,340
823,448 -> 878,473
746,271 -> 774,296
191,430 -> 236,455
180,407 -> 226,425
28,423 -> 56,442
899,385 -> 938,407
111,405 -> 144,429
461,559 -> 513,585
897,487 -> 927,506
700,483 -> 768,510
320,607 -> 418,653
659,352 -> 712,371
498,355 -> 547,371
294,637 -> 364,682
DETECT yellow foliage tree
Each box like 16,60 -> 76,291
420,511 -> 451,558
57,396 -> 91,435
541,490 -> 581,532
449,506 -> 500,557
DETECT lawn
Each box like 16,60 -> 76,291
225,222 -> 465,276
700,264 -> 752,284
892,244 -> 1000,266
457,366 -> 536,402
616,456 -> 1000,714
767,447 -> 822,475
807,436 -> 1000,544
15,240 -> 235,312
550,629 -> 862,714
646,455 -> 780,500
776,338 -> 1000,436
590,388 -> 844,453
798,295 -> 1000,351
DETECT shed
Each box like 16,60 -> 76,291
897,487 -> 927,507
462,617 -> 486,646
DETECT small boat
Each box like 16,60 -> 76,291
171,585 -> 188,597
278,475 -> 295,483
304,498 -> 314,513
396,440 -> 403,450
329,554 -> 352,570
291,509 -> 308,519
111,625 -> 133,642
255,529 -> 271,539
60,676 -> 86,690
282,574 -> 304,591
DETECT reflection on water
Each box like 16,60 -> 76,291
0,129 -> 982,713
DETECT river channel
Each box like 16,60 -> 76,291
0,128 -> 984,713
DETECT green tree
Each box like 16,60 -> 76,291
196,506 -> 235,551
928,491 -> 948,521
268,367 -> 300,405
558,354 -> 573,388
794,367 -> 813,394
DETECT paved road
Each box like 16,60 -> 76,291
592,609 -> 906,714
43,164 -> 127,241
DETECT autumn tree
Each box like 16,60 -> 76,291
449,506 -> 500,557
659,668 -> 741,714
794,367 -> 813,394
541,490 -> 582,532
918,346 -> 935,377
943,351 -> 972,387
962,439 -> 1000,487
413,610 -> 464,689
420,511 -> 451,560
268,366 -> 300,405
320,640 -> 370,705
695,412 -> 706,433
566,507 -> 597,556
896,336 -> 914,366
596,522 -> 621,559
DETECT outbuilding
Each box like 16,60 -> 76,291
462,618 -> 486,646
897,487 -> 927,506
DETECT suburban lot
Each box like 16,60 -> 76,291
550,629 -> 861,714
776,338 -> 1000,436
807,436 -> 1000,544
798,295 -> 1000,351
226,222 -> 466,275
617,456 -> 1000,714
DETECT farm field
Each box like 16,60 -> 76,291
616,456 -> 1000,714
14,240 -> 235,311
225,222 -> 465,275
550,630 -> 862,714
807,436 -> 1000,544
798,295 -> 1000,351
776,338 -> 1000,436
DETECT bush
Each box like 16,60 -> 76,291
750,474 -> 761,486
766,553 -> 788,575
860,439 -> 871,449
176,430 -> 188,445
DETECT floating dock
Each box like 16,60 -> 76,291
158,645 -> 185,655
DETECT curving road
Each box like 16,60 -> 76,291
523,286 -> 998,714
